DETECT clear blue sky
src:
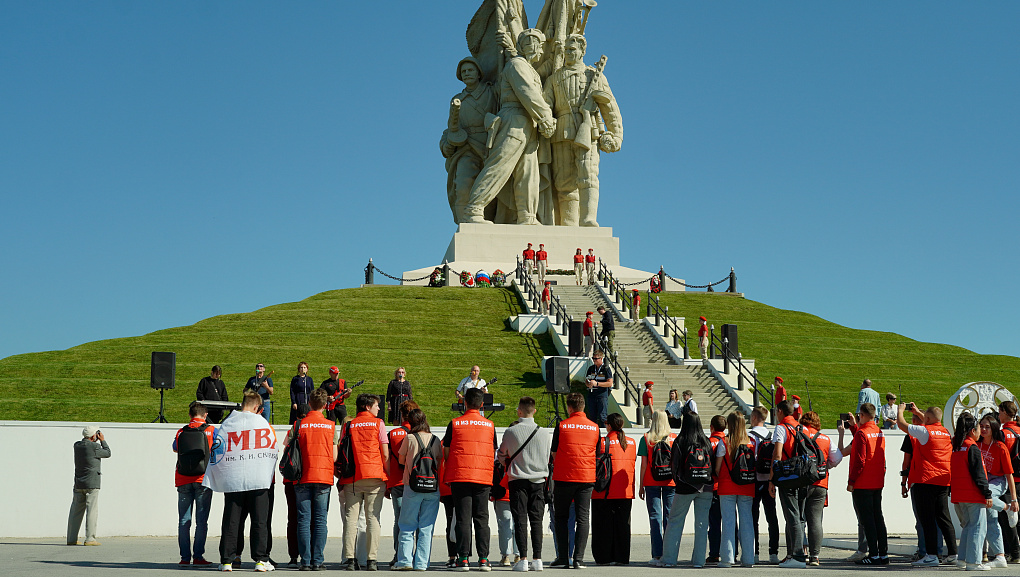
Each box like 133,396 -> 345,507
2,2 -> 1018,361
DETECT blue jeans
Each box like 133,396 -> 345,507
390,485 -> 404,556
957,502 -> 987,565
397,489 -> 441,570
720,494 -> 754,566
588,391 -> 608,426
662,491 -> 712,567
178,482 -> 213,561
262,400 -> 272,423
494,500 -> 519,556
987,477 -> 1008,556
295,483 -> 331,568
645,486 -> 675,559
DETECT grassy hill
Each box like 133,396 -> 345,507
3,286 -> 1019,427
652,292 -> 1020,423
0,287 -> 557,427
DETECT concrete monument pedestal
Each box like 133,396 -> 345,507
402,223 -> 679,287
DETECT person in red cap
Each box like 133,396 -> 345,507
791,395 -> 803,421
585,249 -> 596,285
583,312 -> 595,356
641,381 -> 654,423
697,317 -> 709,360
773,377 -> 786,406
319,367 -> 349,423
536,244 -> 548,285
573,248 -> 584,285
541,282 -> 552,315
523,244 -> 536,277
630,289 -> 641,321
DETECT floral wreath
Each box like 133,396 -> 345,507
475,270 -> 492,288
460,270 -> 475,287
491,269 -> 506,287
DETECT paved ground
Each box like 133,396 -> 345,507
0,535 -> 978,575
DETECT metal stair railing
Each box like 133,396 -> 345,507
710,331 -> 774,424
517,257 -> 571,337
595,326 -> 644,427
644,292 -> 690,359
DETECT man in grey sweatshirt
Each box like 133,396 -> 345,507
498,397 -> 552,572
67,425 -> 111,545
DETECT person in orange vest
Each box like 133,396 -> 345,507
800,411 -> 844,566
283,389 -> 336,571
523,243 -> 536,277
767,400 -> 806,567
896,403 -> 957,567
386,400 -> 419,567
536,244 -> 548,285
998,401 -> 1020,562
585,249 -> 596,285
842,402 -> 888,565
572,248 -> 584,286
591,413 -> 637,565
443,388 -> 497,571
173,402 -> 216,566
337,394 -> 390,571
714,412 -> 755,568
541,282 -> 552,315
550,393 -> 600,569
951,412 -> 994,570
630,289 -> 640,321
706,415 -> 726,564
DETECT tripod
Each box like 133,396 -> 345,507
152,388 -> 169,423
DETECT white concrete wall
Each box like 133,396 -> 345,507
3,420 -> 919,539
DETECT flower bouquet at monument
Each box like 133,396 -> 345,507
491,269 -> 506,287
460,270 -> 474,287
475,270 -> 492,288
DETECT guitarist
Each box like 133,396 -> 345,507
320,366 -> 351,423
244,363 -> 274,423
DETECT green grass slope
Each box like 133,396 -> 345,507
651,293 -> 1020,423
0,287 -> 557,426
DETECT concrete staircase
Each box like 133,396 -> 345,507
549,285 -> 742,422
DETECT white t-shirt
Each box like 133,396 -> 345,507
880,403 -> 898,423
907,423 -> 930,444
456,377 -> 487,396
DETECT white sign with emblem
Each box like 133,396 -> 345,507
943,381 -> 1016,434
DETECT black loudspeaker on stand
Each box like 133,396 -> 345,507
545,357 -> 571,424
151,351 -> 176,423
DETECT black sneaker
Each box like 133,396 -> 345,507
456,558 -> 471,572
343,558 -> 360,571
299,566 -> 313,572
572,560 -> 586,570
446,558 -> 457,569
549,558 -> 569,568
478,559 -> 492,572
706,556 -> 720,564
366,560 -> 378,571
876,557 -> 890,565
854,556 -> 879,565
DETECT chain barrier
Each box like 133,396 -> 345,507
664,272 -> 729,289
372,265 -> 435,283
614,275 -> 658,287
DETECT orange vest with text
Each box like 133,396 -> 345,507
348,411 -> 387,483
387,424 -> 409,488
298,411 -> 336,485
596,433 -> 637,499
950,438 -> 987,504
553,412 -> 600,483
445,410 -> 496,485
911,423 -> 952,486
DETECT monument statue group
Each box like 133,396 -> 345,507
442,0 -> 623,228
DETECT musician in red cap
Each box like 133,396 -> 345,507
523,244 -> 536,277
585,249 -> 596,286
541,281 -> 552,315
773,377 -> 787,405
573,248 -> 584,285
630,289 -> 640,321
536,244 -> 548,285
320,367 -> 350,423
583,312 -> 595,357
697,317 -> 709,360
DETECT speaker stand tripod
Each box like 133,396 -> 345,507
152,388 -> 169,423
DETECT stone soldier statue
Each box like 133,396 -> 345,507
463,29 -> 556,225
466,0 -> 529,85
542,34 -> 622,227
441,57 -> 498,224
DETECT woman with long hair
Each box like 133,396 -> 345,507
394,408 -> 442,571
951,412 -> 993,571
639,410 -> 676,566
978,413 -> 1020,567
592,413 -> 637,565
714,412 -> 755,567
661,412 -> 713,567
386,367 -> 413,425
664,390 -> 683,428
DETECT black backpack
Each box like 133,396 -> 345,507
407,433 -> 441,493
594,436 -> 613,493
335,421 -> 356,479
176,423 -> 211,477
649,435 -> 674,482
771,425 -> 825,489
728,442 -> 758,485
280,420 -> 303,482
672,438 -> 713,487
750,430 -> 774,474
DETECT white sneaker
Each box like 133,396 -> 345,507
1009,509 -> 1019,528
966,563 -> 991,571
990,555 -> 1009,568
219,564 -> 232,572
512,559 -> 529,572
778,558 -> 806,568
532,559 -> 544,572
957,560 -> 967,568
911,555 -> 940,567
648,559 -> 663,567
846,551 -> 868,562
254,560 -> 274,572
769,554 -> 780,564
944,554 -> 959,565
